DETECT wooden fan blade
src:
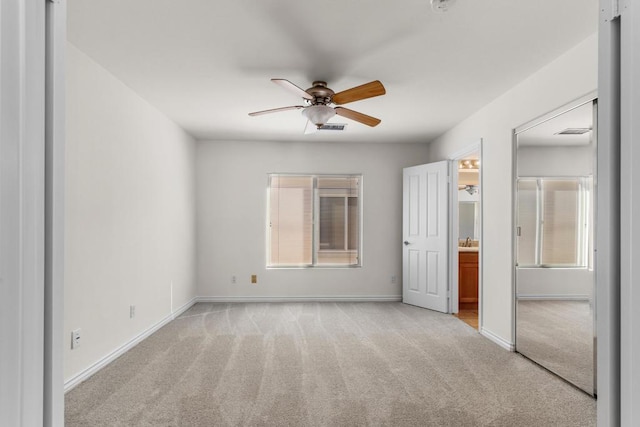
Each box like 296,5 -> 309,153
332,80 -> 386,105
335,107 -> 381,127
248,105 -> 305,116
271,79 -> 314,100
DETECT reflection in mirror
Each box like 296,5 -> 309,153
514,100 -> 596,396
459,202 -> 479,240
517,298 -> 594,392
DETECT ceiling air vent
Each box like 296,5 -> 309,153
318,123 -> 347,131
554,128 -> 592,135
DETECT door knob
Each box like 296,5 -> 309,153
404,241 -> 410,246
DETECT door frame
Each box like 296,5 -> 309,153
448,140 -> 483,323
45,1 -> 67,424
0,1 -> 66,425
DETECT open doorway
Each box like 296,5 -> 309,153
450,142 -> 482,330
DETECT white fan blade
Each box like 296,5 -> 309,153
304,120 -> 318,134
248,105 -> 304,116
272,79 -> 314,100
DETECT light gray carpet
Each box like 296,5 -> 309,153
65,302 -> 595,426
516,300 -> 594,394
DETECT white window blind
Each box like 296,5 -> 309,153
268,175 -> 313,266
541,179 -> 581,265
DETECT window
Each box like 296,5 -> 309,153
516,177 -> 591,268
267,174 -> 361,267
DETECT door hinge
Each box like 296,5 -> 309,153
516,226 -> 521,237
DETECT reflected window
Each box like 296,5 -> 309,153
517,177 -> 590,267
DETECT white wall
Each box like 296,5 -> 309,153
517,268 -> 593,299
517,145 -> 594,177
64,44 -> 197,382
196,140 -> 429,299
458,189 -> 480,202
427,34 -> 598,344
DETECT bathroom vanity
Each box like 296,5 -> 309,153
458,248 -> 479,304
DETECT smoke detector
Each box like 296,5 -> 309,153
431,0 -> 457,12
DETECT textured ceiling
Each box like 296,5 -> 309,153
68,0 -> 598,143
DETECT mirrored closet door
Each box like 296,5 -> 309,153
514,99 -> 597,395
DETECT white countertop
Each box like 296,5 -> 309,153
458,247 -> 479,252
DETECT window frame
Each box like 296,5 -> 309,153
266,173 -> 363,269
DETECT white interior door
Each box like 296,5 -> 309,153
402,161 -> 449,312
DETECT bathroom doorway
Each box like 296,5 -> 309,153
450,141 -> 482,330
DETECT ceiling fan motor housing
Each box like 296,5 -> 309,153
306,81 -> 335,105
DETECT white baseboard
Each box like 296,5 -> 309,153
64,297 -> 197,393
516,294 -> 590,301
480,327 -> 515,352
196,295 -> 403,303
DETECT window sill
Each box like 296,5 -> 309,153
266,265 -> 362,270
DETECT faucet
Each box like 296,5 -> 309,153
465,237 -> 471,247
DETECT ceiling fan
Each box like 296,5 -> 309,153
249,79 -> 386,129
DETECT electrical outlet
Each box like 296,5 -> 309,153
251,274 -> 257,284
130,305 -> 136,318
391,275 -> 397,284
231,275 -> 237,284
71,329 -> 81,349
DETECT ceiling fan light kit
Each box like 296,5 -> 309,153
249,79 -> 386,132
302,105 -> 336,127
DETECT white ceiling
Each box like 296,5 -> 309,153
517,101 -> 594,147
67,0 -> 598,143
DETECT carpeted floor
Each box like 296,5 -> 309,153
65,302 -> 595,426
516,299 -> 594,394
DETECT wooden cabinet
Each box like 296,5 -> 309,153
459,251 -> 479,304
